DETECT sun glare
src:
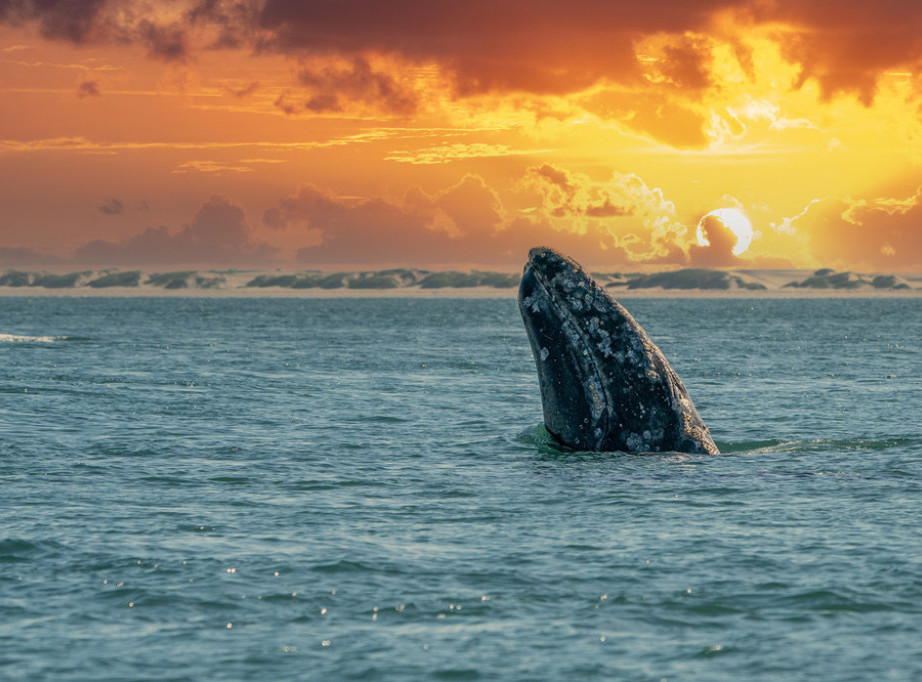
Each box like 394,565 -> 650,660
696,208 -> 754,255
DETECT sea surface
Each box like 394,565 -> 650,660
1,296 -> 921,681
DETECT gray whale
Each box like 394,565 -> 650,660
518,247 -> 719,454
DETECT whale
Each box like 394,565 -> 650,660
518,246 -> 719,454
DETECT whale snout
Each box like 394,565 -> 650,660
518,246 -> 719,455
524,247 -> 583,286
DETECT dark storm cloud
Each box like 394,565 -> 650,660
752,0 -> 922,104
0,0 -> 107,43
255,0 -> 922,100
256,0 -> 696,94
4,1 -> 921,104
0,0 -> 187,61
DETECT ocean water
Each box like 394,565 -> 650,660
1,296 -> 920,681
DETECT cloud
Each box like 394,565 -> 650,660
385,143 -> 548,165
0,0 -> 107,43
292,57 -> 417,115
4,1 -> 922,108
255,0 -> 720,96
660,36 -> 713,91
761,2 -> 922,105
0,0 -> 189,61
229,81 -> 259,98
582,89 -> 712,149
136,19 -> 188,62
0,133 -> 393,154
263,174 -> 670,266
75,194 -> 277,265
688,214 -> 740,266
0,246 -> 62,267
76,79 -> 100,98
98,198 -> 123,215
786,187 -> 922,269
525,163 -> 690,262
840,186 -> 921,225
528,164 -> 641,219
172,160 -> 252,174
408,174 -> 504,239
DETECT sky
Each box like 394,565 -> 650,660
1,0 -> 921,271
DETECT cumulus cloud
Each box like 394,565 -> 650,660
263,165 -> 704,265
75,194 -> 277,265
263,174 -> 681,267
784,187 -> 922,269
529,164 -> 636,219
689,214 -> 740,267
525,163 -> 689,262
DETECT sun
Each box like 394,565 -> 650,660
696,208 -> 754,256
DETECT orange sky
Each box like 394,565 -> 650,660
1,0 -> 921,271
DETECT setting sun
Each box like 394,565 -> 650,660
697,209 -> 754,256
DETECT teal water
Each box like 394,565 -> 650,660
1,297 -> 921,680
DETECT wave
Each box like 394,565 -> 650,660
519,426 -> 920,457
719,437 -> 922,454
0,333 -> 64,343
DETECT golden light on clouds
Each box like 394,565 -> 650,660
0,1 -> 921,270
697,209 -> 753,256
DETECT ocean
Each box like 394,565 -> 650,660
1,296 -> 920,680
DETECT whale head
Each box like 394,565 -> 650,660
518,246 -> 718,454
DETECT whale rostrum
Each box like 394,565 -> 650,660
518,247 -> 719,454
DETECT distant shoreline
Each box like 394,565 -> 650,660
2,286 -> 921,299
0,266 -> 920,298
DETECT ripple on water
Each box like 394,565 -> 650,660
2,298 -> 922,680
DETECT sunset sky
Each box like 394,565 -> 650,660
1,0 -> 921,271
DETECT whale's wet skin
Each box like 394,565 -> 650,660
519,246 -> 719,454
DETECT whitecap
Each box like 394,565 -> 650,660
0,333 -> 61,343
